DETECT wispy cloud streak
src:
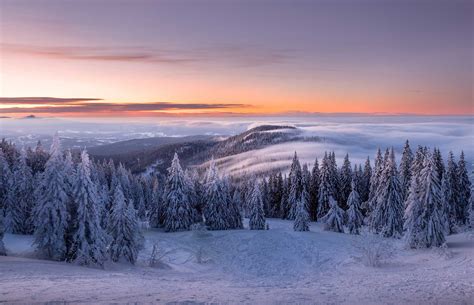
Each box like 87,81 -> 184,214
1,43 -> 293,67
0,98 -> 251,114
0,97 -> 103,104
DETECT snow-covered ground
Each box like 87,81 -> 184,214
1,219 -> 473,304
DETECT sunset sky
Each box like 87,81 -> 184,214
0,0 -> 472,117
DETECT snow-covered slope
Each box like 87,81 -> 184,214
1,219 -> 473,304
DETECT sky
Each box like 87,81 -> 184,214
0,0 -> 472,117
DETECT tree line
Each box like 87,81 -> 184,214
0,136 -> 472,266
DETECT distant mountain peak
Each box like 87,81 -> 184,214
21,114 -> 40,119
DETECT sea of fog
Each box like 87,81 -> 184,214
1,115 -> 473,167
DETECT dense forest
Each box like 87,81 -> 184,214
0,135 -> 472,266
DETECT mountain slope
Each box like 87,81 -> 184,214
88,125 -> 323,175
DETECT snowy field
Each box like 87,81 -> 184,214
1,219 -> 473,305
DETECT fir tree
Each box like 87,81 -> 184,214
321,196 -> 345,233
293,185 -> 310,231
0,211 -> 5,256
371,148 -> 404,238
163,153 -> 193,232
27,140 -> 49,175
346,180 -> 363,234
69,150 -> 108,266
287,152 -> 303,220
131,177 -> 146,221
0,149 -> 11,209
339,153 -> 352,209
399,140 -> 413,201
149,177 -> 163,228
318,152 -> 337,218
405,150 -> 447,248
360,157 -> 372,205
185,169 -> 204,224
231,189 -> 244,229
9,149 -> 35,234
249,183 -> 266,230
279,174 -> 290,219
309,158 -> 320,221
108,184 -> 143,264
444,151 -> 459,233
433,148 -> 445,182
456,152 -> 471,225
203,159 -> 231,230
3,157 -> 20,234
269,172 -> 283,218
368,149 -> 383,213
33,134 -> 69,260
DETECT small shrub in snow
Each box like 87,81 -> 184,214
435,243 -> 454,260
191,222 -> 211,238
148,244 -> 175,268
353,235 -> 394,267
193,246 -> 212,264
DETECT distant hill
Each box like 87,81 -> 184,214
88,125 -> 323,175
21,115 -> 40,119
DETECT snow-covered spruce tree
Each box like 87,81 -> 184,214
444,151 -> 459,233
0,149 -> 11,207
367,148 -> 383,213
0,211 -> 5,256
470,175 -> 474,228
302,164 -> 311,207
360,157 -> 372,206
27,140 -> 49,175
404,150 -> 447,248
69,150 -> 108,266
232,189 -> 244,228
287,152 -> 303,220
163,153 -> 193,232
185,169 -> 204,224
404,156 -> 424,248
370,148 -> 404,238
309,158 -> 320,221
131,177 -> 146,221
249,183 -> 266,230
224,177 -> 243,229
149,177 -> 163,228
433,148 -> 445,182
321,196 -> 345,233
33,134 -> 69,260
108,183 -> 143,264
339,153 -> 352,209
261,178 -> 270,216
203,158 -> 231,230
318,152 -> 337,219
2,150 -> 20,234
346,180 -> 363,234
9,149 -> 35,234
116,163 -> 132,202
279,174 -> 290,219
456,152 -> 471,226
293,185 -> 310,232
268,172 -> 283,218
399,140 -> 413,202
140,176 -> 154,212
64,150 -> 78,259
